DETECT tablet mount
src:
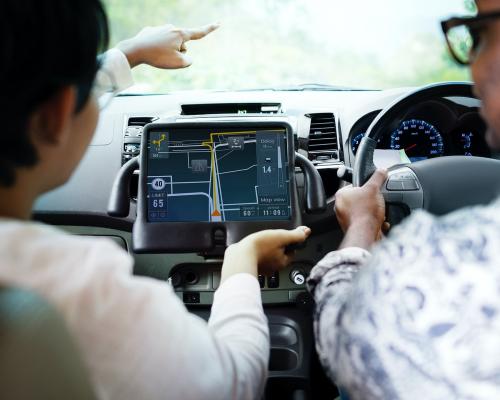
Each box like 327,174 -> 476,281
108,122 -> 326,253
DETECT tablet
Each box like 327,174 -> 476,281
133,121 -> 300,253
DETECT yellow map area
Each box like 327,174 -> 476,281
152,134 -> 167,151
202,131 -> 257,217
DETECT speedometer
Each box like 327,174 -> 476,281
351,133 -> 381,155
351,133 -> 365,154
390,119 -> 444,162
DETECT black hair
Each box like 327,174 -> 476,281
0,0 -> 109,186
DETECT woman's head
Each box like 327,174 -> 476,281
0,0 -> 109,190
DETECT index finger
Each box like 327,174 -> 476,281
182,23 -> 220,41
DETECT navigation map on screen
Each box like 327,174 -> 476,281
146,128 -> 291,222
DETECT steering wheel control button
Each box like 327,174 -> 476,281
401,179 -> 419,191
386,169 -> 420,191
387,180 -> 405,191
386,179 -> 419,191
290,270 -> 306,286
268,272 -> 280,289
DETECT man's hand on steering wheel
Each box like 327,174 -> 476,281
335,169 -> 389,250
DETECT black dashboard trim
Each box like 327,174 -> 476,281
34,211 -> 134,231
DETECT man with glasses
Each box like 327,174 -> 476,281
308,1 -> 500,399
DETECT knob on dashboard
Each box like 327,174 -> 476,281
295,291 -> 314,312
337,166 -> 353,183
290,270 -> 306,286
169,272 -> 183,288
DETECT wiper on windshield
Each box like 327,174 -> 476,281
116,83 -> 379,95
234,83 -> 377,92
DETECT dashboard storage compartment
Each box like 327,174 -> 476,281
268,322 -> 301,372
270,323 -> 298,347
269,348 -> 299,371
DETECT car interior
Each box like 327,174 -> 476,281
3,1 -> 498,399
22,79 -> 496,400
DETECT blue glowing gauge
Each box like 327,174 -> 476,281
461,132 -> 474,156
390,119 -> 444,162
351,133 -> 365,154
352,133 -> 382,155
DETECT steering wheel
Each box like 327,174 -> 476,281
354,82 -> 500,219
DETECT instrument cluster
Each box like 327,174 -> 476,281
350,100 -> 490,161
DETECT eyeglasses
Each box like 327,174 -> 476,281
441,11 -> 500,65
75,67 -> 118,112
92,68 -> 118,110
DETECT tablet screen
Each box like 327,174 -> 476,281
146,128 -> 291,222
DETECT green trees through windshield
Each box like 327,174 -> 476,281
103,0 -> 472,92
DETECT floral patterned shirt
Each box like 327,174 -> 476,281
308,202 -> 500,400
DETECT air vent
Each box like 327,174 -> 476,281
307,113 -> 338,162
122,117 -> 157,165
181,103 -> 282,116
124,117 -> 157,138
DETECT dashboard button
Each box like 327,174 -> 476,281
183,292 -> 200,304
295,292 -> 314,312
169,272 -> 183,288
212,271 -> 221,290
268,272 -> 280,289
184,271 -> 199,285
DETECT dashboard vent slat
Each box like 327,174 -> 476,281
307,113 -> 339,162
128,117 -> 157,127
181,103 -> 282,116
124,117 -> 157,138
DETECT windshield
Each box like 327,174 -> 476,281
102,0 -> 475,93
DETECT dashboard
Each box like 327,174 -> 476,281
349,99 -> 490,161
31,84 -> 493,397
33,84 -> 491,299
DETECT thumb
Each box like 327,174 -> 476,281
365,169 -> 388,189
284,226 -> 311,244
174,52 -> 193,68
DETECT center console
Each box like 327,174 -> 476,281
107,119 -> 331,399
